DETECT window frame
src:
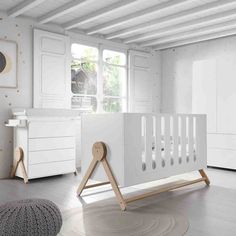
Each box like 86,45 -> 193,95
100,45 -> 128,113
70,41 -> 128,113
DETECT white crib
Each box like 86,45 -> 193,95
78,113 -> 209,210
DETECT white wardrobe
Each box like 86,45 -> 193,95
192,57 -> 236,169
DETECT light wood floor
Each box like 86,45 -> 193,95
0,167 -> 236,236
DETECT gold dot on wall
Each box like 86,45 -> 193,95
4,36 -> 7,39
9,103 -> 12,106
16,24 -> 18,27
5,95 -> 8,98
17,90 -> 20,93
17,33 -> 21,37
9,140 -> 12,144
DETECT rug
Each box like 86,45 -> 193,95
59,200 -> 189,236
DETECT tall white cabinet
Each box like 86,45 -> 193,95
192,56 -> 236,169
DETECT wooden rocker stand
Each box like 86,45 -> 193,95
10,147 -> 28,184
77,142 -> 210,211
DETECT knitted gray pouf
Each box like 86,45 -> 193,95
0,199 -> 62,236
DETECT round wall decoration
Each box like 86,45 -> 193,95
0,51 -> 6,73
0,51 -> 12,74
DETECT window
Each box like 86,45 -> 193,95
102,50 -> 127,112
71,44 -> 127,113
71,44 -> 98,112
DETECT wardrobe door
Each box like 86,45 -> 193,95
192,59 -> 217,133
217,55 -> 236,134
33,29 -> 71,109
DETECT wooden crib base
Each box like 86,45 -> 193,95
77,142 -> 210,211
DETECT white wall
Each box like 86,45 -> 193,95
0,13 -> 33,178
0,12 -> 161,178
152,51 -> 161,112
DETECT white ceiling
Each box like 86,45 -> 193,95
1,0 -> 236,50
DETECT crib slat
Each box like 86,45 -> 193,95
146,115 -> 153,171
156,115 -> 162,168
141,116 -> 146,171
188,116 -> 194,162
181,115 -> 187,163
164,115 -> 171,166
173,115 -> 179,164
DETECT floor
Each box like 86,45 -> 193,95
0,167 -> 236,236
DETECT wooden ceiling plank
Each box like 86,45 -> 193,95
106,0 -> 236,40
141,19 -> 236,46
63,0 -> 138,30
153,28 -> 236,50
8,0 -> 46,17
124,8 -> 236,44
38,0 -> 90,24
86,0 -> 192,35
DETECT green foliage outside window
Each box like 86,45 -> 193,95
71,45 -> 126,112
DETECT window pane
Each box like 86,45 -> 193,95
103,98 -> 123,112
71,96 -> 97,112
71,43 -> 98,61
103,64 -> 126,97
103,49 -> 126,66
71,60 -> 97,95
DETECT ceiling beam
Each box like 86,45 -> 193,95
38,0 -> 90,24
141,19 -> 236,47
8,0 -> 46,17
106,0 -> 236,40
153,27 -> 236,50
124,8 -> 236,44
63,0 -> 138,30
86,0 -> 193,35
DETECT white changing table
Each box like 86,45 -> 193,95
6,108 -> 80,182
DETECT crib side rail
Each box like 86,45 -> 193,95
124,113 -> 207,186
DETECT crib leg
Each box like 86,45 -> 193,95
199,169 -> 210,185
102,158 -> 126,211
77,142 -> 127,211
77,158 -> 98,195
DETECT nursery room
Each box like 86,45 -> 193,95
1,0 -> 236,235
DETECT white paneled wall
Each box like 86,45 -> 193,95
161,35 -> 236,169
34,29 -> 71,109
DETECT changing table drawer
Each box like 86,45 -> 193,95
29,137 -> 75,151
29,148 -> 75,164
28,160 -> 75,179
29,121 -> 75,138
